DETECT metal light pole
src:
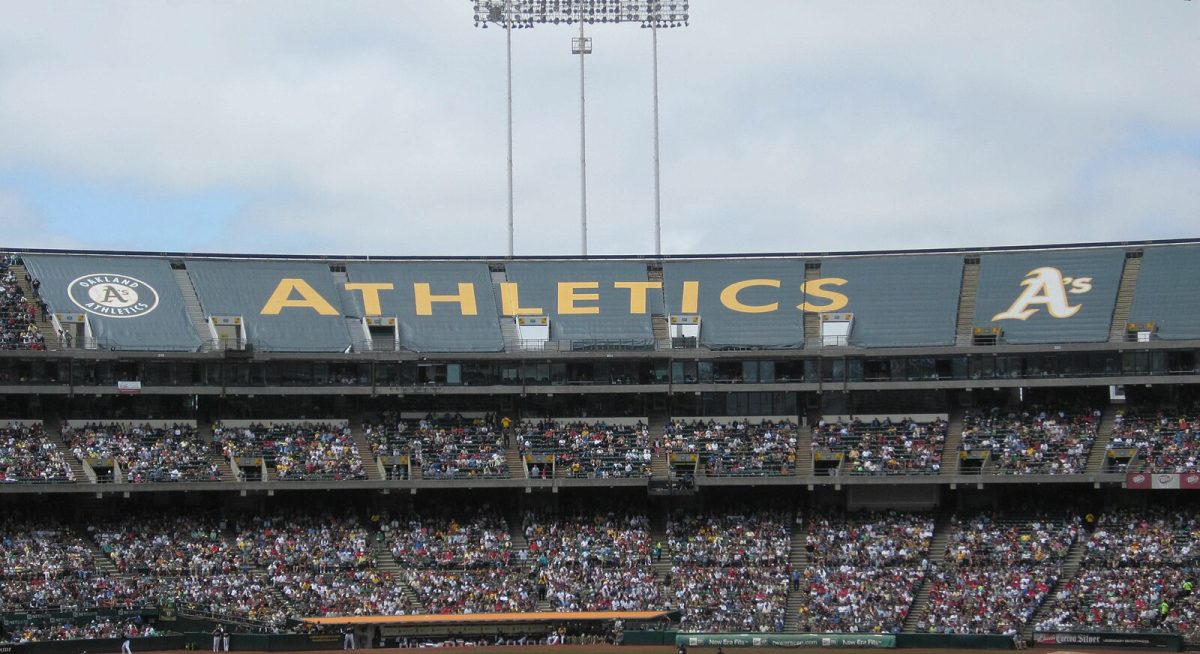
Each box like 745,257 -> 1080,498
572,24 -> 592,255
505,0 -> 514,258
651,16 -> 661,256
472,0 -> 690,256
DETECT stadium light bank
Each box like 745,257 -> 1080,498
471,0 -> 690,258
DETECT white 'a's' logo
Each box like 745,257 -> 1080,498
991,266 -> 1092,321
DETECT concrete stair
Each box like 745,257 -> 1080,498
901,513 -> 955,633
648,268 -> 670,350
803,264 -> 822,346
371,539 -> 424,613
955,258 -> 981,346
1085,410 -> 1117,475
794,423 -> 813,476
648,413 -> 671,480
66,456 -> 92,484
784,514 -> 810,630
1024,536 -> 1087,639
172,266 -> 213,351
504,440 -> 527,480
76,525 -> 121,577
491,270 -> 520,352
9,263 -> 57,348
649,510 -> 672,590
349,421 -> 384,481
198,421 -> 240,482
652,315 -> 670,350
1109,253 -> 1143,343
941,408 -> 965,476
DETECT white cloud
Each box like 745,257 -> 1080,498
0,188 -> 83,250
0,1 -> 1196,256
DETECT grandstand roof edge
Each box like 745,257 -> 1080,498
5,236 -> 1198,263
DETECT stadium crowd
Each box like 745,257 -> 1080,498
89,515 -> 248,576
1108,411 -> 1200,474
404,569 -> 539,614
63,423 -> 219,483
667,508 -> 791,566
959,407 -> 1101,475
517,420 -> 651,479
526,509 -> 658,611
804,512 -> 933,567
811,417 -> 946,475
922,566 -> 1055,635
214,422 -> 365,481
0,255 -> 46,351
380,509 -> 513,569
1082,507 -> 1199,567
0,423 -> 74,482
409,418 -> 508,479
663,420 -> 798,476
797,566 -> 924,633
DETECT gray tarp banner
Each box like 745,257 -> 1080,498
1128,245 -> 1200,340
23,254 -> 202,351
663,260 -> 806,349
343,262 -> 503,352
185,259 -> 351,352
820,255 -> 962,347
974,248 -> 1124,344
503,262 -> 654,348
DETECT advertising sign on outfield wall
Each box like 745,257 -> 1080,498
1034,631 -> 1183,650
676,633 -> 896,648
1126,472 -> 1200,490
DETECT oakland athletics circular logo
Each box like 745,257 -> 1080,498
67,274 -> 159,318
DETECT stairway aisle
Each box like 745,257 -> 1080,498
648,413 -> 671,480
1024,536 -> 1087,639
76,525 -> 120,577
1109,253 -> 1143,342
1085,410 -> 1117,474
370,538 -> 424,613
172,266 -> 213,349
649,508 -> 672,583
350,418 -> 384,481
784,513 -> 810,631
901,513 -> 955,632
954,258 -> 981,346
9,263 -> 57,347
942,408 -> 965,476
794,423 -> 814,476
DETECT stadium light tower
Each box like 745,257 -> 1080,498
472,0 -> 690,257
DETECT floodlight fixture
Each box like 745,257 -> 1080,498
472,0 -> 690,256
472,1 -> 689,30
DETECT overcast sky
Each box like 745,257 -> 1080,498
0,1 -> 1197,257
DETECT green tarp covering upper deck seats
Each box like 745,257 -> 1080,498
662,259 -> 806,349
1127,245 -> 1200,340
973,248 -> 1124,344
23,254 -> 202,351
342,262 -> 503,352
502,261 -> 655,349
185,259 -> 352,352
819,254 -> 963,347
